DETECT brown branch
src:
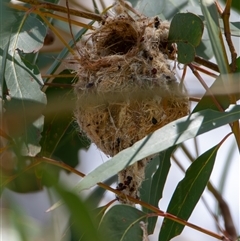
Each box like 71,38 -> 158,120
215,1 -> 237,72
188,64 -> 224,111
208,182 -> 237,241
191,63 -> 218,78
17,0 -> 103,22
194,56 -> 219,73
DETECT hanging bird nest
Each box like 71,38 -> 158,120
74,1 -> 189,204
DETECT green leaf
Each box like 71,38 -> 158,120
85,175 -> 117,207
98,205 -> 146,241
40,69 -> 90,166
168,13 -> 204,64
159,145 -> 218,240
128,0 -> 139,7
54,183 -> 105,241
0,2 -> 46,156
195,28 -> 213,60
78,205 -> 110,241
48,105 -> 240,211
194,57 -> 240,112
230,21 -> 240,36
40,70 -> 77,156
3,52 -> 46,156
70,105 -> 239,195
222,0 -> 240,13
200,0 -> 230,75
141,146 -> 174,234
0,6 -> 46,53
53,123 -> 90,168
135,0 -> 190,19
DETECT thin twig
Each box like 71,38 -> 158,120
215,1 -> 237,72
191,63 -> 218,78
188,64 -> 224,111
194,56 -> 219,73
17,0 -> 103,21
208,182 -> 237,241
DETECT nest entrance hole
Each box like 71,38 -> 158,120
97,22 -> 138,56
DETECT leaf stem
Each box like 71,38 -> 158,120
188,63 -> 224,111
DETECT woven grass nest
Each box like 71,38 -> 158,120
74,1 -> 189,204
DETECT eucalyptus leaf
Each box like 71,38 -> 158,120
54,183 -> 105,241
230,21 -> 240,36
135,0 -> 189,19
200,0 -> 230,75
40,69 -> 90,167
0,7 -> 46,53
194,57 -> 240,112
159,145 -> 218,240
48,104 -> 240,211
98,205 -> 146,241
168,12 -> 203,64
3,52 -> 46,156
0,1 -> 46,156
78,205 -> 108,241
141,146 -> 174,234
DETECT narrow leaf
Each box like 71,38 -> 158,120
159,145 -> 219,240
72,105 -> 239,194
141,146 -> 175,234
48,104 -> 240,211
54,184 -> 105,241
194,57 -> 240,112
200,0 -> 230,75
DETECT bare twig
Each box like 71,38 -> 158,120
17,0 -> 103,21
188,64 -> 224,111
208,182 -> 237,241
215,1 -> 237,72
194,56 -> 219,73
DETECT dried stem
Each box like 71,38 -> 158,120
17,0 -> 103,21
9,3 -> 94,30
194,56 -> 219,73
188,64 -> 224,111
208,182 -> 237,241
191,63 -> 218,78
215,0 -> 237,72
